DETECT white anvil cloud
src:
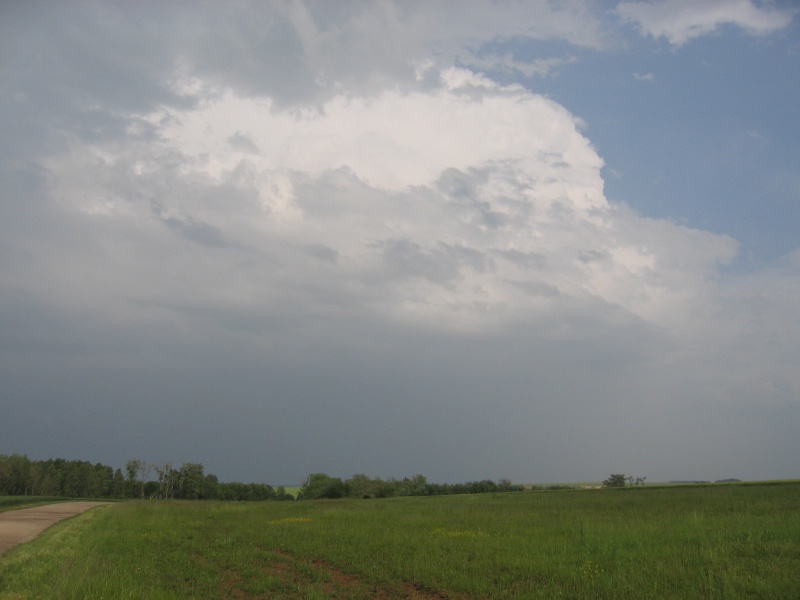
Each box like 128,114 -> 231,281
42,68 -> 737,332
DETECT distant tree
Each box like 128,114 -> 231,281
93,463 -> 113,497
0,454 -> 32,495
407,474 -> 428,495
345,474 -> 383,499
143,480 -> 159,498
602,474 -> 627,488
125,458 -> 152,499
125,459 -> 138,483
298,473 -> 347,500
153,462 -> 175,499
203,473 -> 220,500
111,468 -> 126,498
177,463 -> 205,500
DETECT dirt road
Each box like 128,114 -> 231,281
0,502 -> 111,556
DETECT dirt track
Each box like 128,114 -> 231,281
0,502 -> 111,556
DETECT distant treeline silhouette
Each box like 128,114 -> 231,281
0,454 -> 292,501
0,454 -> 525,501
297,472 -> 524,499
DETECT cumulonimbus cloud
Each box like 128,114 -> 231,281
37,67 -> 738,334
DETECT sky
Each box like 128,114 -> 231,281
1,0 -> 798,486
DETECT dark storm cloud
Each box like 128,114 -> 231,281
0,288 -> 669,484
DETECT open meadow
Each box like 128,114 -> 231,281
0,482 -> 798,599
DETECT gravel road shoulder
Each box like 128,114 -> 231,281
0,502 -> 111,555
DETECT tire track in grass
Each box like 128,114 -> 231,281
209,546 -> 471,599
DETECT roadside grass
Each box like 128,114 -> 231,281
0,483 -> 798,599
0,497 -> 71,513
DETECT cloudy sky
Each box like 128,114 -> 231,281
1,0 -> 798,486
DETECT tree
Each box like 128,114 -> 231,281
345,474 -> 384,499
111,468 -> 127,498
0,454 -> 32,495
177,463 -> 205,499
203,473 -> 220,500
298,473 -> 347,500
153,462 -> 177,499
126,458 -> 152,499
602,474 -> 627,488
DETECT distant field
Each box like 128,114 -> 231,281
0,482 -> 798,599
281,486 -> 302,498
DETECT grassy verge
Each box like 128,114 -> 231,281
0,497 -> 72,513
1,483 -> 798,599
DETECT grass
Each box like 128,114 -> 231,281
0,497 -> 72,513
0,483 -> 798,598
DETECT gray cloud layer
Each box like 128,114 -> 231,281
1,1 -> 797,484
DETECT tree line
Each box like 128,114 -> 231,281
1,454 -> 526,501
298,472 -> 524,499
0,454 -> 293,501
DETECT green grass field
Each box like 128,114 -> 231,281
1,482 -> 798,599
